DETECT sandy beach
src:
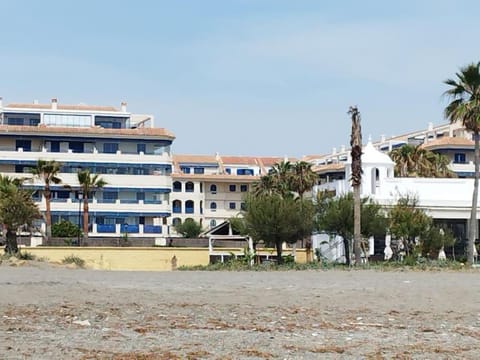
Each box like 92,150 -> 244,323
1,264 -> 480,359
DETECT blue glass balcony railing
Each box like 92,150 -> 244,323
97,224 -> 116,233
120,224 -> 139,233
144,225 -> 162,234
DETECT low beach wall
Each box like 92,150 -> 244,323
24,247 -> 309,271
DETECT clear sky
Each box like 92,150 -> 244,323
1,0 -> 479,158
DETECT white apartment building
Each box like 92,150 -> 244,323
170,154 -> 291,231
0,98 -> 174,244
309,121 -> 477,258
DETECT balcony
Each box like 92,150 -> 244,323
97,224 -> 116,233
120,224 -> 139,233
144,225 -> 162,234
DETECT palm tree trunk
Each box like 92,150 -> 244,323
82,196 -> 89,246
353,184 -> 362,265
467,132 -> 479,265
44,187 -> 51,241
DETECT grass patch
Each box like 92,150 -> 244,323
62,255 -> 86,268
178,258 -> 470,271
16,251 -> 36,261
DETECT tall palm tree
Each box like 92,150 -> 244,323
253,173 -> 277,197
349,106 -> 362,266
290,161 -> 318,199
269,160 -> 293,196
444,61 -> 480,265
29,159 -> 62,240
77,169 -> 107,245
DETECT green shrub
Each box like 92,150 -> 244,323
52,220 -> 81,238
62,255 -> 85,268
16,251 -> 36,260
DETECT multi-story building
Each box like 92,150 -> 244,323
170,154 -> 292,231
309,120 -> 477,258
0,97 -> 174,244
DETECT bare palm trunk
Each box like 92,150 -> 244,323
467,132 -> 479,265
44,187 -> 52,241
353,185 -> 362,265
349,106 -> 363,266
82,196 -> 89,246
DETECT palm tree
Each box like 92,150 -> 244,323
77,169 -> 107,245
349,106 -> 363,266
269,160 -> 293,196
444,61 -> 480,265
290,161 -> 317,199
253,174 -> 277,197
0,175 -> 40,254
29,160 -> 62,240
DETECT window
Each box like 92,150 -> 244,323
69,141 -> 84,153
29,118 -> 40,126
225,168 -> 231,174
194,167 -> 205,174
185,200 -> 194,214
240,202 -> 246,211
454,153 -> 466,164
185,182 -> 194,192
44,113 -> 90,127
210,202 -> 217,210
210,184 -> 217,193
50,141 -> 60,153
137,143 -> 146,154
103,143 -> 119,154
172,200 -> 182,213
173,181 -> 182,192
229,202 -> 236,210
229,184 -> 236,192
240,184 -> 248,192
136,192 -> 145,201
237,168 -> 254,175
15,140 -> 31,152
172,218 -> 182,226
8,117 -> 24,125
210,219 -> 216,228
180,166 -> 191,174
103,192 -> 118,200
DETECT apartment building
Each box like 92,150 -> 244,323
0,97 -> 174,243
170,154 -> 291,230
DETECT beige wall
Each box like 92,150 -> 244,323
26,247 -> 209,271
25,247 -> 308,271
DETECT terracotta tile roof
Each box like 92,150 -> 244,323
172,173 -> 259,182
173,154 -> 219,164
0,125 -> 175,140
258,156 -> 297,166
6,103 -> 119,112
221,156 -> 260,166
312,163 -> 345,173
420,136 -> 474,150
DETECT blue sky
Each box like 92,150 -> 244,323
1,0 -> 479,157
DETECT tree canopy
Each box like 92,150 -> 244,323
243,193 -> 315,262
0,175 -> 41,254
174,219 -> 203,238
315,191 -> 387,265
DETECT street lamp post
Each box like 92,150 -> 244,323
78,191 -> 83,246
